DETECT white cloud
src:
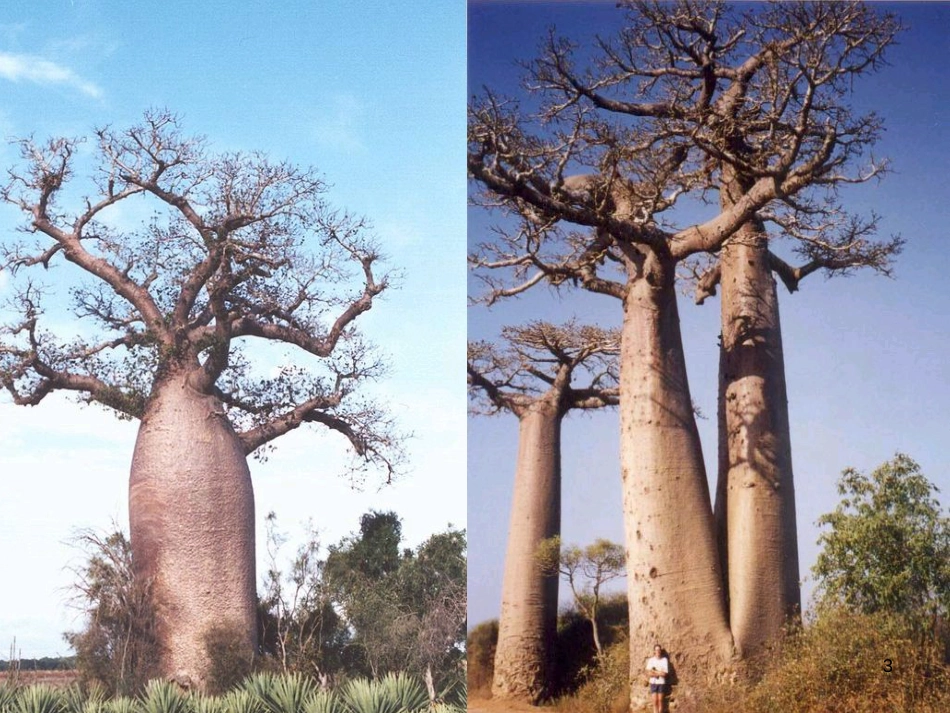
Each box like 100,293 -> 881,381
312,94 -> 366,153
0,51 -> 102,98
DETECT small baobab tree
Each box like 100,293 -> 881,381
0,110 -> 401,688
468,320 -> 619,702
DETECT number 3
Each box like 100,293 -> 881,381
883,659 -> 893,672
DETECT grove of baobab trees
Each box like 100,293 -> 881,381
469,1 -> 902,704
468,322 -> 619,701
0,111 -> 401,688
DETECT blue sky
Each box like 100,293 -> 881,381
468,2 -> 950,629
0,0 -> 465,658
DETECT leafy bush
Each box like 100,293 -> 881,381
464,619 -> 497,694
203,623 -> 256,695
743,606 -> 948,713
553,640 -> 629,713
65,529 -> 158,697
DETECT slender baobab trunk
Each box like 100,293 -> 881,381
492,400 -> 562,703
620,253 -> 734,703
129,369 -> 257,689
715,223 -> 801,658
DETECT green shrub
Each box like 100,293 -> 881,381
555,592 -> 627,695
744,606 -> 948,713
553,639 -> 628,713
203,624 -> 256,695
464,620 -> 497,694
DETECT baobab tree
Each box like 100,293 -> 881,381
468,321 -> 619,702
0,110 -> 400,688
469,0 -> 901,697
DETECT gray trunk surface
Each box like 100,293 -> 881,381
620,255 -> 734,705
129,371 -> 257,688
491,402 -> 562,703
715,226 -> 801,657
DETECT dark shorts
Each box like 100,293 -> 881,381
650,683 -> 665,694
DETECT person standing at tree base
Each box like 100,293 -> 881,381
646,644 -> 669,713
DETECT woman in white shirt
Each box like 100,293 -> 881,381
645,643 -> 669,713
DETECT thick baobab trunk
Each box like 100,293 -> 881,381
715,224 -> 801,658
129,370 -> 257,689
492,401 -> 562,703
620,254 -> 734,704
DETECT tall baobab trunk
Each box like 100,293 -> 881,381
129,369 -> 257,688
620,253 -> 734,703
715,223 -> 801,658
492,399 -> 562,703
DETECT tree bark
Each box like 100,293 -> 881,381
128,370 -> 257,689
715,223 -> 801,658
491,401 -> 562,703
620,252 -> 734,704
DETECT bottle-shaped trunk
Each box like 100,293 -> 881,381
715,226 -> 801,657
620,260 -> 734,703
129,371 -> 257,689
491,403 -> 562,703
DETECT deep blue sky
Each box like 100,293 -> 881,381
468,2 -> 950,629
0,0 -> 465,657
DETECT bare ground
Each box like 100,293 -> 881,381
469,694 -> 551,713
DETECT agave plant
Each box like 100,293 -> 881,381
218,688 -> 264,713
104,696 -> 140,713
379,673 -> 428,713
189,695 -> 223,713
60,683 -> 108,713
300,690 -> 344,713
11,684 -> 66,713
244,672 -> 317,713
1,684 -> 19,712
240,672 -> 278,705
138,680 -> 192,713
338,674 -> 432,713
427,705 -> 464,713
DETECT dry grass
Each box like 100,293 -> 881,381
0,669 -> 80,688
468,605 -> 949,713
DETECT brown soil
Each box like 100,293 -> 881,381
469,693 -> 552,713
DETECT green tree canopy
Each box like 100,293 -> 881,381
536,536 -> 625,656
812,453 -> 950,622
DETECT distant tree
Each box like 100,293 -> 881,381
258,512 -> 350,685
324,511 -> 467,691
813,453 -> 950,625
468,321 -> 618,702
536,537 -> 625,657
0,110 -> 401,687
399,528 -> 467,701
64,529 -> 157,696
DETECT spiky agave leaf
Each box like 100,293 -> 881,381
301,690 -> 344,713
338,678 -> 401,713
378,673 -> 428,713
138,680 -> 191,713
12,684 -> 67,713
189,695 -> 224,713
103,696 -> 140,713
240,672 -> 278,704
219,688 -> 264,713
0,684 -> 19,712
245,673 -> 316,713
